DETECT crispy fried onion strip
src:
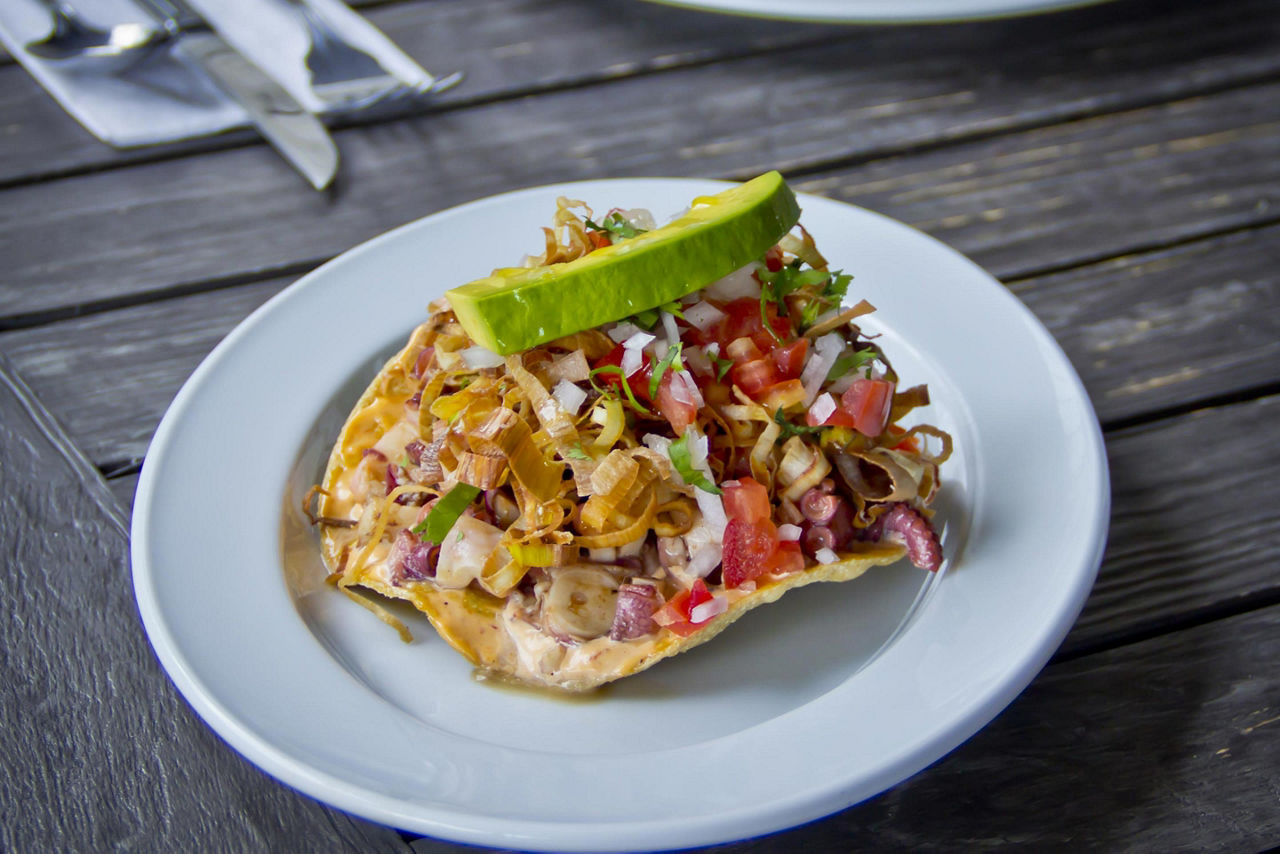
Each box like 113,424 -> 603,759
470,407 -> 564,501
653,498 -> 697,537
506,354 -> 597,494
725,388 -> 783,490
574,484 -> 658,549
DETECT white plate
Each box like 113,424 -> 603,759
643,0 -> 1108,23
132,179 -> 1107,851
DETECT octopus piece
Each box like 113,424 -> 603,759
861,503 -> 943,572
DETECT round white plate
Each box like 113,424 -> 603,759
642,0 -> 1109,23
132,178 -> 1107,851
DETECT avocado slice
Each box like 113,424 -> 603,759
446,171 -> 801,355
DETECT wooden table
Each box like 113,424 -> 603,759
2,0 -> 1278,849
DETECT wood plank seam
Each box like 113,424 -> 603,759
0,352 -> 128,534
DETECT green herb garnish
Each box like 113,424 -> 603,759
565,444 -> 592,461
589,365 -> 653,415
584,212 -> 645,241
648,342 -> 684,399
668,433 -> 722,495
773,408 -> 825,440
826,348 -> 879,383
713,356 -> 734,381
412,483 -> 482,544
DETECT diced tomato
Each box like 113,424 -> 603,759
722,477 -> 771,524
840,379 -> 895,437
769,338 -> 808,380
587,231 -> 612,250
725,336 -> 763,363
764,245 -> 784,272
716,298 -> 792,351
806,404 -> 856,428
765,541 -> 805,576
722,518 -> 780,588
758,378 -> 806,411
654,579 -> 713,636
887,424 -> 920,453
654,372 -> 697,434
593,343 -> 654,403
729,358 -> 778,396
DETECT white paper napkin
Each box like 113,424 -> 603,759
0,0 -> 448,148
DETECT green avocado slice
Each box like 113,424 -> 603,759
446,172 -> 801,355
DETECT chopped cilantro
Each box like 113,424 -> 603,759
713,356 -> 734,381
668,433 -> 722,495
584,212 -> 645,240
773,408 -> 825,440
826,348 -> 879,383
649,342 -> 684,399
412,483 -> 482,544
627,300 -> 684,330
565,444 -> 592,461
589,365 -> 653,415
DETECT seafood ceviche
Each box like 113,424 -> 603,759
312,176 -> 952,691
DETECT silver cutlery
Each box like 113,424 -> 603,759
137,0 -> 340,190
23,0 -> 165,68
286,0 -> 461,111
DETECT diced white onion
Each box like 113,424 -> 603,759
687,427 -> 709,469
704,341 -> 721,359
800,333 -> 845,405
620,346 -> 643,376
608,322 -> 645,343
688,540 -> 722,578
684,300 -> 726,332
618,535 -> 646,558
815,547 -> 839,565
683,346 -> 712,376
617,207 -> 657,231
588,547 -> 618,562
459,345 -> 505,370
642,433 -> 671,455
623,331 -> 656,351
672,370 -> 704,408
705,262 -> 763,301
552,379 -> 587,416
695,490 -> 728,538
660,311 -> 681,348
829,373 -> 857,396
810,392 -> 837,425
777,524 -> 803,542
689,595 -> 728,624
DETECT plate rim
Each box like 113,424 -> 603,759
131,176 -> 1109,851
638,0 -> 1112,24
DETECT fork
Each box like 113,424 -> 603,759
287,0 -> 447,111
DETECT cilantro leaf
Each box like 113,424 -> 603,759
589,365 -> 653,415
773,408 -> 825,440
630,308 -> 660,330
649,342 -> 684,399
826,348 -> 879,383
668,433 -> 722,495
713,356 -> 733,381
565,445 -> 592,461
412,483 -> 482,544
584,212 -> 644,240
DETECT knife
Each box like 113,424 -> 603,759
136,0 -> 339,191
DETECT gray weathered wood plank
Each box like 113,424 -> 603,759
705,602 -> 1280,852
2,67 -> 1278,325
0,0 -> 846,186
0,357 -> 411,853
3,0 -> 1278,188
1066,393 -> 1280,655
